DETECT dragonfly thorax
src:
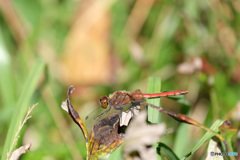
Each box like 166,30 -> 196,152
99,96 -> 109,109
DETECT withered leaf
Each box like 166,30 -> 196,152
9,144 -> 31,160
63,86 -> 126,160
123,111 -> 166,160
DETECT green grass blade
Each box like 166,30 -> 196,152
1,60 -> 45,160
173,123 -> 190,157
157,142 -> 179,160
147,77 -> 162,123
0,29 -> 16,108
181,119 -> 224,160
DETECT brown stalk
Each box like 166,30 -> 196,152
0,0 -> 27,44
146,103 -> 224,141
42,86 -> 83,160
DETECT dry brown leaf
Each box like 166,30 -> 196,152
59,1 -> 114,86
123,111 -> 166,160
9,144 -> 31,160
233,0 -> 240,12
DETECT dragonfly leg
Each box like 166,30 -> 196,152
127,107 -> 135,117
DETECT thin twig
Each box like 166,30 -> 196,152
6,103 -> 38,160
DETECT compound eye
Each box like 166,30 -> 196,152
99,96 -> 108,109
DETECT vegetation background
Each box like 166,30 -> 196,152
0,0 -> 239,160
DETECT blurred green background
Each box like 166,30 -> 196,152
0,0 -> 240,159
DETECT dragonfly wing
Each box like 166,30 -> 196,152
96,106 -> 122,122
132,89 -> 146,111
85,106 -> 108,133
161,96 -> 189,112
85,105 -> 123,133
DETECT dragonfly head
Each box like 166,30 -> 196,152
99,96 -> 109,109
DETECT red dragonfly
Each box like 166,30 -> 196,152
86,89 -> 189,127
65,86 -> 224,160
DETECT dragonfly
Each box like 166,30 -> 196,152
65,86 -> 225,160
85,89 -> 189,128
80,89 -> 189,159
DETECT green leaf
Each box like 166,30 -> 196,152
219,122 -> 238,152
173,123 -> 190,157
0,29 -> 16,108
1,60 -> 45,160
157,142 -> 179,160
147,77 -> 162,123
181,119 -> 224,160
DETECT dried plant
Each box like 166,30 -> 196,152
7,103 -> 38,160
